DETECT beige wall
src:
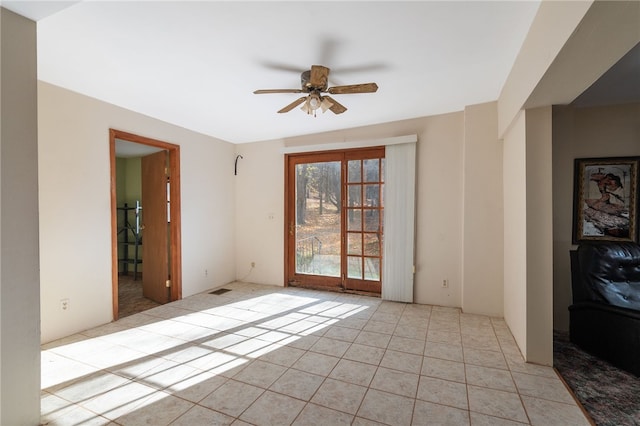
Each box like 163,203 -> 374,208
462,102 -> 504,316
498,0 -> 592,136
503,111 -> 528,356
0,8 -> 40,424
553,102 -> 640,331
235,110 -> 510,311
525,106 -> 553,365
38,82 -> 237,343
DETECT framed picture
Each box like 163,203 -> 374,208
573,157 -> 639,243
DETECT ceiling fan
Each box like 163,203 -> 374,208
253,65 -> 378,116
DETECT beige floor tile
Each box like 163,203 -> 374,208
521,396 -> 591,426
166,371 -> 228,403
370,367 -> 419,398
329,358 -> 378,387
412,400 -> 470,425
343,343 -> 386,365
171,405 -> 235,426
370,311 -> 402,324
323,325 -> 361,342
422,356 -> 466,383
463,347 -> 508,370
397,316 -> 429,329
255,343 -> 306,367
232,359 -> 287,388
352,417 -> 388,425
417,376 -> 468,410
82,381 -> 160,421
40,392 -> 110,426
394,325 -> 428,340
355,330 -> 392,348
292,403 -> 354,426
311,378 -> 368,415
336,317 -> 369,330
467,385 -> 528,423
240,390 -> 306,426
470,411 -> 529,425
114,391 -> 193,426
49,370 -> 130,404
199,380 -> 264,417
427,330 -> 462,344
465,364 -> 516,392
462,333 -> 501,352
281,334 -> 320,350
309,336 -> 351,357
388,336 -> 426,355
269,368 -> 325,400
380,348 -> 423,375
357,388 -> 415,426
136,359 -> 228,400
512,372 -> 575,404
428,320 -> 461,334
40,349 -> 99,390
505,357 -> 557,378
377,301 -> 407,314
292,351 -> 340,376
42,285 -> 592,426
424,341 -> 464,362
364,319 -> 398,334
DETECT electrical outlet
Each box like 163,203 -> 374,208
251,262 -> 256,268
442,279 -> 449,288
61,298 -> 70,311
205,269 -> 208,276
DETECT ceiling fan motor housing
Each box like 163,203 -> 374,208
301,69 -> 328,92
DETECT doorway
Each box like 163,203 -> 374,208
285,147 -> 385,294
110,129 -> 182,320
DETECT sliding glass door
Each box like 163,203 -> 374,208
285,147 -> 384,294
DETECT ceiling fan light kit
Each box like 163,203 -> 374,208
254,64 -> 378,116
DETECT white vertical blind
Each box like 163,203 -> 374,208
382,142 -> 416,302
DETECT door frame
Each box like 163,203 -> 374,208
284,147 -> 385,293
109,129 -> 183,320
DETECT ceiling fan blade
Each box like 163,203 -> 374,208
323,96 -> 347,114
310,65 -> 330,89
277,97 -> 307,113
327,82 -> 378,94
254,89 -> 303,94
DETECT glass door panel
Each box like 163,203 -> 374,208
344,153 -> 384,293
286,148 -> 384,293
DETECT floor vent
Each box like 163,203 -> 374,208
209,288 -> 231,295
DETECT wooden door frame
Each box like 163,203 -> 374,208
109,129 -> 182,321
284,147 -> 385,293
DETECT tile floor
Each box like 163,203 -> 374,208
41,282 -> 591,425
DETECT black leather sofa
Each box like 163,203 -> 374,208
569,242 -> 640,376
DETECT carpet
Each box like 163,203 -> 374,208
554,330 -> 640,426
118,274 -> 160,318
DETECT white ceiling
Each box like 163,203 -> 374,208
6,1 -> 543,144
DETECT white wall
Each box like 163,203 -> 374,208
0,8 -> 41,424
502,107 -> 554,366
234,139 -> 285,285
553,103 -> 640,331
498,0 -> 592,136
235,113 -> 466,308
503,111 -> 528,357
462,102 -> 504,317
38,82 -> 237,343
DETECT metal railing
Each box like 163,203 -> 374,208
296,236 -> 322,272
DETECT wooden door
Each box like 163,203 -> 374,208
141,150 -> 170,304
286,152 -> 344,290
285,147 -> 385,294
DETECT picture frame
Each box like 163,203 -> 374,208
573,156 -> 639,243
